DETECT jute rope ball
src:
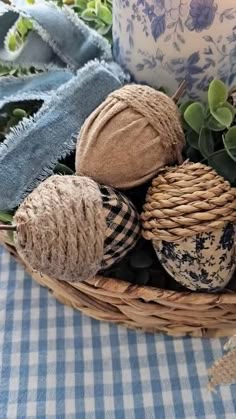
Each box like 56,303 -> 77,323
142,162 -> 236,242
14,175 -> 141,283
141,162 -> 236,291
76,84 -> 185,189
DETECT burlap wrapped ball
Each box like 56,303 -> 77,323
14,175 -> 141,282
76,84 -> 185,189
141,162 -> 236,291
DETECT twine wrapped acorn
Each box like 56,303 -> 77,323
12,175 -> 140,282
209,337 -> 236,390
76,84 -> 185,189
142,162 -> 236,291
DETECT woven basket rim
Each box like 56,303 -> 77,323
3,237 -> 236,338
1,230 -> 236,306
84,275 -> 236,305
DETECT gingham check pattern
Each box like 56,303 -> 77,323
0,246 -> 236,419
100,186 -> 140,269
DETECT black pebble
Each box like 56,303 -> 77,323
130,249 -> 153,269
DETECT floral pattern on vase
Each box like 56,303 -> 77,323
113,0 -> 236,98
153,223 -> 236,291
186,0 -> 217,32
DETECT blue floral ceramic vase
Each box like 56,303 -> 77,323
113,0 -> 236,99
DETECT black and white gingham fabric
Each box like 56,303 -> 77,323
100,185 -> 141,269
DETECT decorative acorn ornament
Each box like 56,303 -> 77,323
76,83 -> 185,189
141,162 -> 236,291
9,175 -> 141,282
209,339 -> 236,390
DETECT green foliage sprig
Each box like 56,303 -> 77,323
7,17 -> 33,52
0,65 -> 36,77
0,101 -> 42,142
5,0 -> 112,53
73,0 -> 112,40
182,80 -> 236,185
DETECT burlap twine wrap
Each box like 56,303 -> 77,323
76,84 -> 185,189
142,162 -> 236,242
13,175 -> 140,283
110,85 -> 184,148
14,175 -> 107,283
209,346 -> 236,390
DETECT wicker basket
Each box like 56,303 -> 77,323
2,231 -> 236,338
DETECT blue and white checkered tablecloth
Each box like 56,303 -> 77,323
0,246 -> 236,419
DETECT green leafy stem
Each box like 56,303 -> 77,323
5,0 -> 112,53
7,17 -> 33,52
182,80 -> 236,185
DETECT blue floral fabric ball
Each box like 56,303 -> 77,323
154,224 -> 236,291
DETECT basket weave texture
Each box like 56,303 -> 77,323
2,232 -> 236,338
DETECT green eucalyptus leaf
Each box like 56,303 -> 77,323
179,101 -> 194,130
97,24 -> 111,35
54,163 -> 74,175
12,108 -> 27,118
87,0 -> 96,8
184,102 -> 205,134
0,66 -> 12,76
25,19 -> 33,30
95,0 -> 101,14
76,0 -> 88,9
208,150 -> 236,183
224,101 -> 236,115
223,126 -> 236,162
211,106 -> 233,129
179,101 -> 194,115
81,8 -> 97,21
97,5 -> 112,24
187,131 -> 199,150
0,211 -> 13,223
8,33 -> 18,52
208,79 -> 228,110
206,115 -> 226,131
198,127 -> 214,158
10,68 -> 17,75
17,18 -> 28,37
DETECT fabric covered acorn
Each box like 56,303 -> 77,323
13,175 -> 141,282
141,162 -> 236,291
76,84 -> 185,189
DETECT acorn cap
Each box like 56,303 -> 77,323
142,162 -> 236,242
76,84 -> 185,189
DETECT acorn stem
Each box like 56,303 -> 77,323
172,80 -> 187,104
0,224 -> 17,231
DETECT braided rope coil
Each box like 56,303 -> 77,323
141,162 -> 236,242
